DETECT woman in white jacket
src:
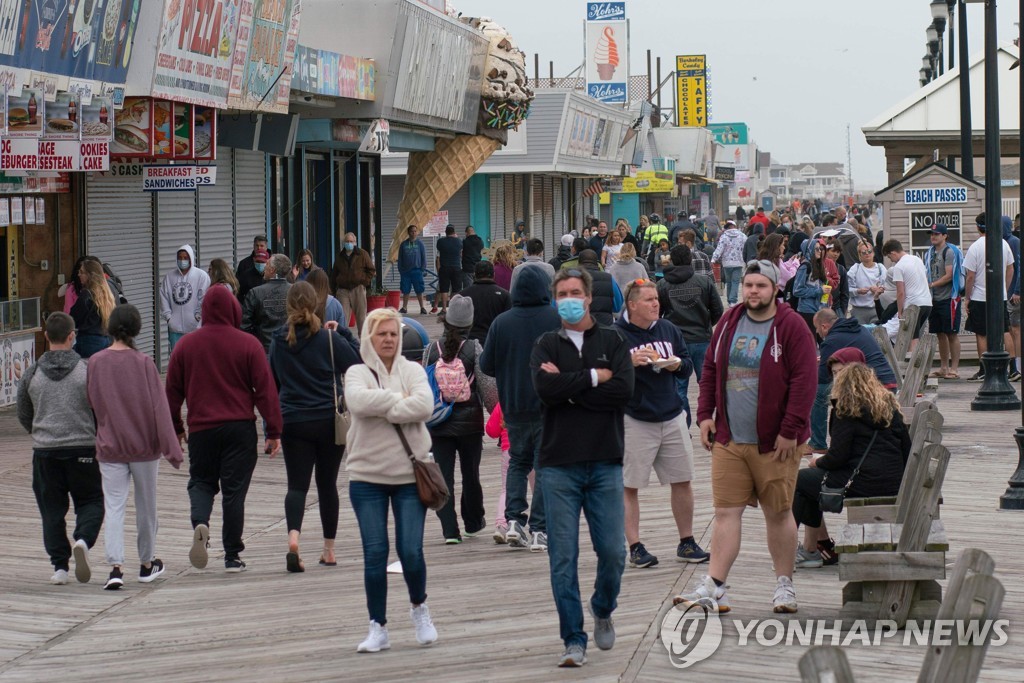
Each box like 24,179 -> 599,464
345,308 -> 437,653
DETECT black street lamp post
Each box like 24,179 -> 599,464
1001,0 -> 1024,508
969,0 -> 1020,411
959,0 -> 974,179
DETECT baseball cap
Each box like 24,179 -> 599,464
725,219 -> 737,227
689,214 -> 697,221
560,234 -> 574,247
254,249 -> 270,263
744,259 -> 780,287
930,224 -> 948,235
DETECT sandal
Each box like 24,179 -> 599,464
286,551 -> 304,573
928,370 -> 946,378
318,554 -> 337,567
943,372 -> 961,380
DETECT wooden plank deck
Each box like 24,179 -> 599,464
0,354 -> 1022,680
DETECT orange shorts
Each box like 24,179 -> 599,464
710,441 -> 800,513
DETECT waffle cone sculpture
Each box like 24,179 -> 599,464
388,134 -> 501,263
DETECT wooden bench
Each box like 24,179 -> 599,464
799,549 -> 1005,682
873,325 -> 904,392
845,404 -> 944,524
897,333 -> 938,408
837,443 -> 951,627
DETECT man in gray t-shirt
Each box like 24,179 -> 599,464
924,224 -> 963,378
725,314 -> 773,444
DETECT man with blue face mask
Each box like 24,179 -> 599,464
159,244 -> 210,357
331,232 -> 376,334
531,268 -> 635,668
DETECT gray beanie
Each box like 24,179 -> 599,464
445,294 -> 474,328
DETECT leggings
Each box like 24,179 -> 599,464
282,418 -> 344,538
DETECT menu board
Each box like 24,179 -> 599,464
80,96 -> 113,141
111,96 -> 152,156
193,106 -> 216,160
6,87 -> 44,138
10,196 -> 22,224
152,0 -> 243,108
227,0 -> 301,113
43,92 -> 81,141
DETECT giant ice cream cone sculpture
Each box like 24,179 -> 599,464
388,16 -> 532,263
388,135 -> 501,263
596,27 -> 619,81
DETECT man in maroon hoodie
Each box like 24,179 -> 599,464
674,259 -> 816,615
166,285 -> 283,573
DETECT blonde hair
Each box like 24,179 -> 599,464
82,260 -> 115,328
208,258 -> 239,295
617,243 -> 637,261
284,281 -> 322,346
606,230 -> 622,246
493,243 -> 518,269
639,215 -> 650,228
831,363 -> 899,426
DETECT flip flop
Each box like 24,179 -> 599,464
928,370 -> 946,378
319,556 -> 337,567
944,372 -> 961,380
286,551 -> 304,573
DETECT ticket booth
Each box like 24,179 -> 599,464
874,163 -> 985,260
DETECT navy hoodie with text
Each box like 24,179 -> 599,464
614,313 -> 693,422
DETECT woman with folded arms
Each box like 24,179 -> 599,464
345,308 -> 438,652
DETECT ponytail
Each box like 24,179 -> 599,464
284,281 -> 322,347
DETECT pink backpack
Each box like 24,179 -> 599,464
432,341 -> 474,403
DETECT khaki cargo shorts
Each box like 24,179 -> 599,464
711,440 -> 800,513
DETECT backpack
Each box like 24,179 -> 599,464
424,341 -> 474,427
102,263 -> 128,304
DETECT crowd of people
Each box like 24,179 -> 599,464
18,198 -> 1022,667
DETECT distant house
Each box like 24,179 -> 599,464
768,162 -> 852,201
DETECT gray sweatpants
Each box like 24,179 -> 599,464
100,460 -> 160,566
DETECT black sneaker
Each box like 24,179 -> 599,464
628,542 -> 659,568
104,567 -> 124,590
225,558 -> 247,573
817,541 -> 839,566
139,559 -> 165,583
677,539 -> 710,564
1010,370 -> 1022,381
399,307 -> 407,314
967,370 -> 986,382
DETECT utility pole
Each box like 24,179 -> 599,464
845,124 -> 853,199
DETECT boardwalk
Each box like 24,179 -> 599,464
1,345 -> 1023,681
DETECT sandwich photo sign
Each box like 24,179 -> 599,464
111,96 -> 153,157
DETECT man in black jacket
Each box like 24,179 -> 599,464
460,261 -> 511,342
241,254 -> 291,354
235,235 -> 270,301
549,234 -> 575,270
657,245 -> 724,426
461,226 -> 485,289
531,268 -> 634,668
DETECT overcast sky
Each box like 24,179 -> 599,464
458,0 -> 1020,191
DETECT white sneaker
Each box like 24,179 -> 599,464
410,603 -> 438,645
51,569 -> 69,585
356,620 -> 390,653
529,531 -> 548,552
773,575 -> 798,613
505,521 -> 529,549
72,539 -> 91,583
672,574 -> 731,613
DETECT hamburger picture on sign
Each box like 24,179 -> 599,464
44,93 -> 82,141
7,88 -> 45,138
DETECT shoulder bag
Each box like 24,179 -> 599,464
328,330 -> 351,446
368,368 -> 450,510
818,430 -> 878,514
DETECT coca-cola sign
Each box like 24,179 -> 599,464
587,3 -> 626,21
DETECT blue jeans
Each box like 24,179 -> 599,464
542,461 -> 625,648
810,382 -> 832,450
349,481 -> 427,626
722,266 -> 742,305
504,419 -> 545,532
168,330 -> 186,356
675,341 -> 709,428
74,333 -> 110,359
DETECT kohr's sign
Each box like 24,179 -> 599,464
587,3 -> 627,21
588,83 -> 627,103
903,187 -> 968,205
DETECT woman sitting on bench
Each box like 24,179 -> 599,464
792,351 -> 912,568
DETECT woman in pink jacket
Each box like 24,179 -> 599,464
485,403 -> 533,544
87,304 -> 183,590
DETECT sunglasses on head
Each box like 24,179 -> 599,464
565,269 -> 584,277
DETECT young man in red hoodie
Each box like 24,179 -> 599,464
166,286 -> 283,573
675,259 -> 817,614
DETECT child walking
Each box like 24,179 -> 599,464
485,403 -> 534,544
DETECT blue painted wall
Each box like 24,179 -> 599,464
469,175 -> 491,245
